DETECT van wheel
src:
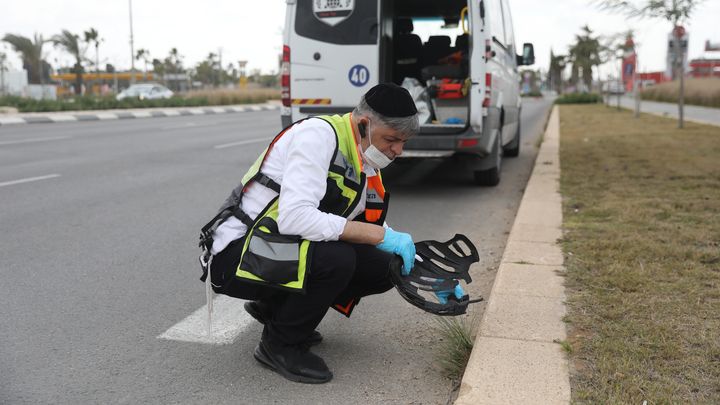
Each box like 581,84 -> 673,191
503,120 -> 521,157
473,130 -> 502,187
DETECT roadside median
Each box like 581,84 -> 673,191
0,101 -> 280,126
559,105 -> 720,403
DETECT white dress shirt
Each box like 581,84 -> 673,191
211,117 -> 375,255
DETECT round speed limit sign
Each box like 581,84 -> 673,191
348,65 -> 370,87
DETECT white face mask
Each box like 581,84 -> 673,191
360,122 -> 394,170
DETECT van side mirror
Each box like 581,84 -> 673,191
517,43 -> 535,66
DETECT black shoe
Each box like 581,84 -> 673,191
244,301 -> 323,346
253,340 -> 333,384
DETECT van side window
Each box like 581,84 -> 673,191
500,0 -> 515,51
486,0 -> 506,47
295,0 -> 378,45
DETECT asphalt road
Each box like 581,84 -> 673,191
0,98 -> 552,404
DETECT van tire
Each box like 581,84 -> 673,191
503,119 -> 521,157
473,130 -> 502,187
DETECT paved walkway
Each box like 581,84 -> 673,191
0,102 -> 280,126
614,95 -> 719,126
456,106 -> 570,404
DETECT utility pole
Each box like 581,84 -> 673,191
218,47 -> 223,87
634,53 -> 640,118
0,52 -> 6,96
129,0 -> 136,85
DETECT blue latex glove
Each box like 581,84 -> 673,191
376,228 -> 415,275
435,284 -> 466,304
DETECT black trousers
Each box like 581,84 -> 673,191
211,238 -> 394,345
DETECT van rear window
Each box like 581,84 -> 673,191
295,0 -> 378,45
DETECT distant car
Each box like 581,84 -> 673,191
603,81 -> 625,95
116,83 -> 174,100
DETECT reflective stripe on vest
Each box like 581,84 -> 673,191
230,113 -> 388,292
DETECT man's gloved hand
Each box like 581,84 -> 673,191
435,284 -> 466,304
377,228 -> 415,275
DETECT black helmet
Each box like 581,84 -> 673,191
389,234 -> 483,316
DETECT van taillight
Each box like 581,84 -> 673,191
482,73 -> 492,110
281,45 -> 291,107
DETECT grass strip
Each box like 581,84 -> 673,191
559,105 -> 720,403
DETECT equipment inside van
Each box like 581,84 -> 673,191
281,0 -> 534,186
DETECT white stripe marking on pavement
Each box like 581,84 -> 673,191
0,117 -> 28,125
157,295 -> 254,344
250,106 -> 263,111
132,111 -> 152,118
214,137 -> 271,149
0,136 -> 72,146
0,174 -> 61,188
49,115 -> 78,122
95,112 -> 119,120
212,107 -> 226,113
163,110 -> 180,116
189,109 -> 206,115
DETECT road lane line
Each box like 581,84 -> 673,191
0,136 -> 72,146
214,137 -> 271,149
157,295 -> 254,344
0,174 -> 61,188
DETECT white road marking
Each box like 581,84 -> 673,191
250,106 -> 263,111
157,295 -> 255,345
132,111 -> 152,118
0,117 -> 26,125
0,136 -> 71,146
163,110 -> 180,117
214,137 -> 271,149
95,112 -> 119,120
49,115 -> 77,122
0,173 -> 61,188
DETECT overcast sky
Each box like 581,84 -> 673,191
2,0 -> 719,78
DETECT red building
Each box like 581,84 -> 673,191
689,40 -> 720,78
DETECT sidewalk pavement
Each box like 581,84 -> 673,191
456,106 -> 570,404
615,95 -> 720,126
0,102 -> 280,126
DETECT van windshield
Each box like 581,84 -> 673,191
295,0 -> 377,45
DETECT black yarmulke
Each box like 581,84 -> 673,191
364,83 -> 418,117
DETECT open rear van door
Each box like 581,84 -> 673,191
287,0 -> 379,120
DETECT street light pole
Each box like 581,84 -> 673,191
129,0 -> 136,85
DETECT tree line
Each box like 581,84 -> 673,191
2,29 -> 277,95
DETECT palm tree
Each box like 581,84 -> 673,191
135,48 -> 151,81
84,29 -> 101,74
84,28 -> 102,94
2,33 -> 48,84
52,29 -> 86,95
548,50 -> 567,94
567,25 -> 602,92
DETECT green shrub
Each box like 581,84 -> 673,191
555,93 -> 602,104
0,89 -> 279,113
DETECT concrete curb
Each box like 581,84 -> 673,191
455,106 -> 570,404
0,103 -> 280,126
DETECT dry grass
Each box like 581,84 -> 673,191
181,87 -> 280,105
642,77 -> 720,108
559,105 -> 720,404
433,317 -> 475,381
